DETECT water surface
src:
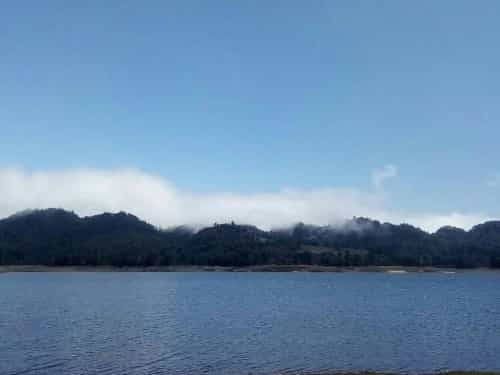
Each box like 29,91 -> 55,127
1,272 -> 500,375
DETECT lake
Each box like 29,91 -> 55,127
1,272 -> 500,375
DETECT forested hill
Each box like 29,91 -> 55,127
1,209 -> 500,268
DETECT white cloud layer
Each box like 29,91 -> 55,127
0,167 -> 495,233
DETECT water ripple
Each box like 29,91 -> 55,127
1,272 -> 500,375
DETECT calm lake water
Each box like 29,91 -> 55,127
1,272 -> 500,375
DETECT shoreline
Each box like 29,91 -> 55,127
290,373 -> 500,375
1,264 -> 498,273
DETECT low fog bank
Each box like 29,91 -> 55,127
0,167 -> 494,233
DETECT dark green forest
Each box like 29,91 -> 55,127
1,209 -> 500,268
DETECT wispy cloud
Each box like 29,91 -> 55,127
486,173 -> 500,188
371,164 -> 398,190
0,167 -> 494,233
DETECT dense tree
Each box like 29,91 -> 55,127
0,209 -> 499,268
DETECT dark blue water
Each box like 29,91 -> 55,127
1,272 -> 500,375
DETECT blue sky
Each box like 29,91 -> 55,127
1,1 -> 499,230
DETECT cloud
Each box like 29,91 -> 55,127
403,212 -> 493,233
486,174 -> 500,188
0,167 -> 494,233
371,164 -> 398,190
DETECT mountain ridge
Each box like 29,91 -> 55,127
1,209 -> 499,268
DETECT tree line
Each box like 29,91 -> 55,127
1,209 -> 499,268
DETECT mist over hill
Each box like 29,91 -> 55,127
1,209 -> 499,268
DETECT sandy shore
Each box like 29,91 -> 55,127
1,264 -> 493,273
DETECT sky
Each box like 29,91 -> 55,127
1,1 -> 499,231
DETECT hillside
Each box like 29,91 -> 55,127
1,209 -> 499,268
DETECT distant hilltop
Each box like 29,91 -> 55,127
1,208 -> 499,268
